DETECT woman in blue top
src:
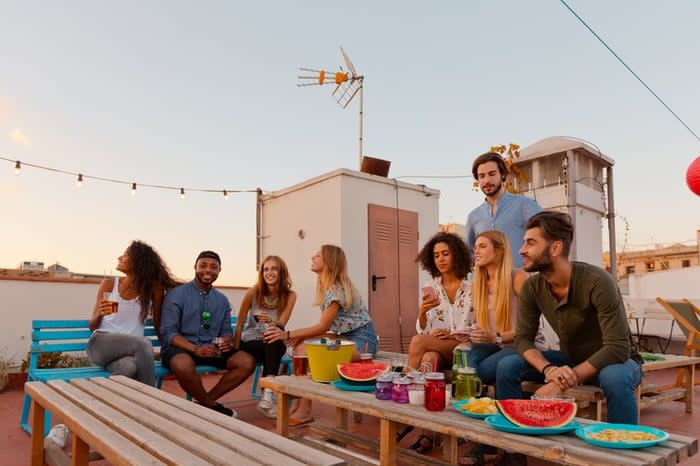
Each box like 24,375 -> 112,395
264,244 -> 378,426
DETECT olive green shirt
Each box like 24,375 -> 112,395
515,262 -> 641,370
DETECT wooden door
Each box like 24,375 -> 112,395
368,204 -> 419,352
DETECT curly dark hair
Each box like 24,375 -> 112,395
416,232 -> 473,279
127,240 -> 179,321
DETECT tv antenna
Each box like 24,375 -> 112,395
297,47 -> 364,168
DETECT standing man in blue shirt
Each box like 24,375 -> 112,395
160,250 -> 256,417
465,152 -> 543,267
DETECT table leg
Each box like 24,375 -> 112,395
71,434 -> 89,465
335,407 -> 348,430
30,400 -> 45,466
441,433 -> 458,464
379,419 -> 397,466
277,393 -> 290,437
685,363 -> 695,413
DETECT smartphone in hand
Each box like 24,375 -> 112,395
421,285 -> 437,301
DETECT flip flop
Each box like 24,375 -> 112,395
288,416 -> 315,427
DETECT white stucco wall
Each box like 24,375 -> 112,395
0,278 -> 245,367
260,169 -> 439,330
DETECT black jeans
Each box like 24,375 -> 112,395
240,339 -> 287,376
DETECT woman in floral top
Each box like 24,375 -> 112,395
264,244 -> 377,426
407,232 -> 474,371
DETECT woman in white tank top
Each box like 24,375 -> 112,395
87,240 -> 178,385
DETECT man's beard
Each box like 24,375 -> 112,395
523,244 -> 554,274
480,179 -> 503,197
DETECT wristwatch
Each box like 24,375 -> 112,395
495,332 -> 503,345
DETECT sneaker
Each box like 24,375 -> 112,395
209,402 -> 237,417
46,424 -> 70,448
257,399 -> 276,418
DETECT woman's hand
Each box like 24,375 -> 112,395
419,295 -> 440,316
263,326 -> 286,343
98,299 -> 115,317
469,326 -> 494,344
430,328 -> 451,340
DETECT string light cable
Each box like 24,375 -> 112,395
559,0 -> 700,143
1,155 -> 258,197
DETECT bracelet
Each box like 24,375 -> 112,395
541,363 -> 556,376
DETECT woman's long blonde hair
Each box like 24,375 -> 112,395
473,230 -> 514,332
315,244 -> 357,308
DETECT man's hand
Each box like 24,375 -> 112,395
534,382 -> 564,397
194,344 -> 220,358
546,365 -> 578,390
217,336 -> 233,353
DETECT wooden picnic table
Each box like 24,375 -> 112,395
25,375 -> 345,466
260,375 -> 698,466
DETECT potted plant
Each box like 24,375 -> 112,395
0,348 -> 12,392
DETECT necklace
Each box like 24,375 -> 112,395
262,294 -> 280,309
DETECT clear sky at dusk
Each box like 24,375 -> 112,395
1,1 -> 698,285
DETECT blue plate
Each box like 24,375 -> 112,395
485,414 -> 581,435
575,424 -> 669,449
331,380 -> 375,392
452,400 -> 496,420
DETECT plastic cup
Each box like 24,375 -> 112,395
292,355 -> 309,376
103,292 -> 118,314
531,394 -> 576,404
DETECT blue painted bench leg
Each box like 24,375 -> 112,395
250,356 -> 292,400
20,392 -> 53,436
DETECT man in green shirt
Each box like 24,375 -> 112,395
497,211 -> 642,424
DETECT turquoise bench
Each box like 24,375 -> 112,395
20,316 -> 237,435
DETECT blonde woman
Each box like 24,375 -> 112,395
264,244 -> 377,426
234,255 -> 296,418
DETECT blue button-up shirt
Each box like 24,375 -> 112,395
160,280 -> 233,355
465,191 -> 543,267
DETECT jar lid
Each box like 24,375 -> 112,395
412,375 -> 425,384
395,377 -> 410,385
425,371 -> 445,380
376,373 -> 394,382
457,367 -> 476,374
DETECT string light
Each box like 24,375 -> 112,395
0,155 -> 258,198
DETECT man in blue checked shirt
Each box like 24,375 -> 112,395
465,152 -> 543,267
161,250 -> 255,417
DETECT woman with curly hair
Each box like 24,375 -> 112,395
87,240 -> 178,385
234,255 -> 296,418
402,231 -> 474,454
407,231 -> 474,372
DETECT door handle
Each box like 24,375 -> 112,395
371,274 -> 386,291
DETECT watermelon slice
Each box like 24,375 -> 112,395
337,362 -> 390,383
496,399 -> 577,428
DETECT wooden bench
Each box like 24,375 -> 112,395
20,317 -> 238,435
261,375 -> 698,466
522,353 -> 700,421
26,376 -> 345,466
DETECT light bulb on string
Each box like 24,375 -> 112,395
180,187 -> 186,199
131,183 -> 137,196
14,161 -> 21,174
223,190 -> 229,200
76,174 -> 83,187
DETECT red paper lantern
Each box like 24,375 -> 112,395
687,156 -> 700,196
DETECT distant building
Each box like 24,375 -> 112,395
47,263 -> 71,277
1,261 -> 108,280
20,261 -> 44,271
604,229 -> 700,281
438,223 -> 465,238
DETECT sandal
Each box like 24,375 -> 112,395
396,425 -> 414,443
409,434 -> 434,454
459,444 -> 500,466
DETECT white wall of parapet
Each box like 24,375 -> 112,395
624,266 -> 700,341
0,278 -> 245,368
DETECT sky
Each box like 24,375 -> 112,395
1,1 -> 699,285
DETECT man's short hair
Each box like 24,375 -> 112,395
472,152 -> 509,181
196,250 -> 221,265
525,211 -> 574,257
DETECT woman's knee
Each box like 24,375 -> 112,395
408,334 -> 429,354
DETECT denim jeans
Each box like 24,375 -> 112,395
87,331 -> 156,386
468,344 -> 517,384
342,321 -> 378,355
495,350 -> 643,424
